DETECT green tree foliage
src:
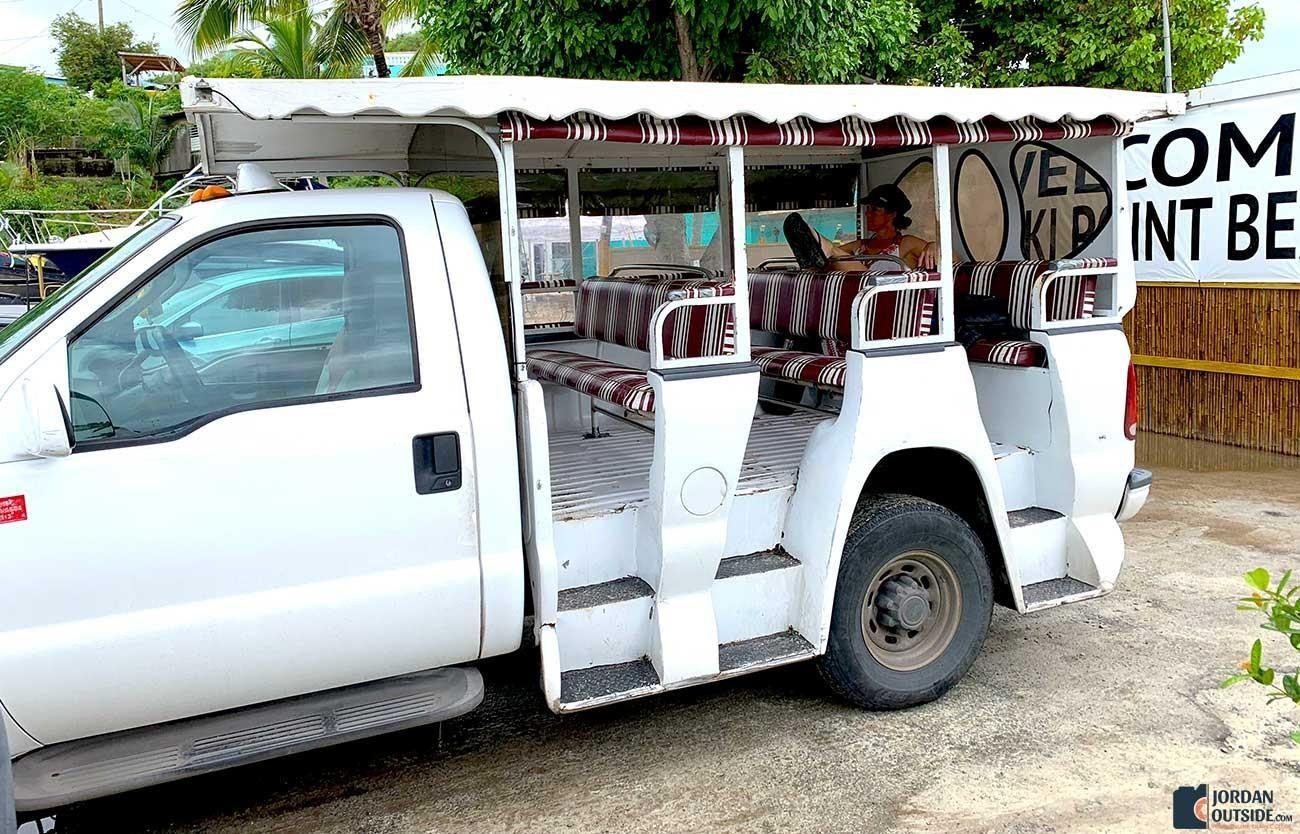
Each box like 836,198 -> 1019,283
909,0 -> 1266,90
0,67 -> 182,187
49,13 -> 159,91
0,67 -> 115,151
421,0 -> 1264,90
421,0 -> 916,83
384,30 -> 426,51
215,8 -> 362,78
176,0 -> 427,79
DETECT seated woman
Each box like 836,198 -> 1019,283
784,184 -> 938,272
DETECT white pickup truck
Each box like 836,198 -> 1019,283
0,76 -> 1173,818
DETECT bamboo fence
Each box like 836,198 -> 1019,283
1125,282 -> 1300,456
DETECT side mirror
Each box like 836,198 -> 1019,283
21,380 -> 73,458
174,321 -> 204,341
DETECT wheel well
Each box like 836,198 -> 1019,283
862,447 -> 1014,608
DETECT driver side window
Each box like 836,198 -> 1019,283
68,222 -> 414,446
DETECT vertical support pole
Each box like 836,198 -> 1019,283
0,719 -> 14,834
565,162 -> 583,282
932,143 -> 954,340
724,146 -> 751,361
1111,136 -> 1134,316
1161,0 -> 1174,94
499,141 -> 527,381
857,159 -> 870,239
715,158 -> 733,275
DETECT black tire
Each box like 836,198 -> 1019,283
817,493 -> 993,710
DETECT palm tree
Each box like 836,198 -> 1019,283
219,7 -> 360,78
176,0 -> 426,78
107,97 -> 182,183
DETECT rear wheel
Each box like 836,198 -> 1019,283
818,494 -> 993,709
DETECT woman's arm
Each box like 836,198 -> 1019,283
902,235 -> 938,269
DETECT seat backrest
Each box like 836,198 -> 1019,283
575,273 -> 735,359
748,268 -> 937,354
955,258 -> 1111,329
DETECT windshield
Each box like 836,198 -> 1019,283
0,216 -> 179,365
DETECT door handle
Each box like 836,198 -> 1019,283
412,432 -> 461,495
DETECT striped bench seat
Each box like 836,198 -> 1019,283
955,258 -> 1112,368
525,272 -> 735,414
747,268 -> 937,391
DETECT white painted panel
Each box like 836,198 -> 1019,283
711,566 -> 802,644
553,512 -> 640,591
722,488 -> 791,556
1008,517 -> 1069,586
970,363 -> 1054,451
556,597 -> 654,670
993,445 -> 1037,512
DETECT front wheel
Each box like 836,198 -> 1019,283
818,494 -> 993,709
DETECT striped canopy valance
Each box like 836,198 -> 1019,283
499,112 -> 1131,148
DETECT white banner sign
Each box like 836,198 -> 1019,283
1125,88 -> 1300,283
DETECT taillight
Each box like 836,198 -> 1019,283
1124,361 -> 1139,441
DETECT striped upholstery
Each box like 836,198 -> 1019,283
954,258 -> 1112,368
966,339 -> 1045,368
748,268 -> 937,350
750,347 -> 848,390
526,272 -> 736,413
954,258 -> 1110,329
527,349 -> 657,413
575,275 -> 735,359
521,277 -> 577,292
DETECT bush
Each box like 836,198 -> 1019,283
1223,568 -> 1300,744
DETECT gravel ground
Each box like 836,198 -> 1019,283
38,434 -> 1300,834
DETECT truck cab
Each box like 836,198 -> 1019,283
0,75 -> 1176,816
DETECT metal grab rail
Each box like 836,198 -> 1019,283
1030,265 -> 1122,331
609,263 -> 715,279
849,278 -> 947,352
648,294 -> 744,371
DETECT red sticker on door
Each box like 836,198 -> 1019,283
0,495 -> 27,524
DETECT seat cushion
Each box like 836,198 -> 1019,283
966,338 -> 1046,368
527,349 -> 656,413
576,275 -> 734,358
955,259 -> 1108,328
751,345 -> 848,389
749,269 -> 937,345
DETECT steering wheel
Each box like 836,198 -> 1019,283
132,325 -> 206,405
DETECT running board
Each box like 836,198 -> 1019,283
1022,577 -> 1105,612
556,630 -> 815,712
12,667 -> 483,812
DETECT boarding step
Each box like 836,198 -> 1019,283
11,667 -> 483,812
1006,507 -> 1069,587
1022,577 -> 1104,612
992,442 -> 1035,511
556,576 -> 656,671
718,630 -> 815,674
712,549 -> 804,644
557,629 -> 816,712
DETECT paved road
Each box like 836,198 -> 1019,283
46,436 -> 1300,833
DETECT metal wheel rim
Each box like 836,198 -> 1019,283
860,550 -> 963,672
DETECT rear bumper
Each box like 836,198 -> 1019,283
1116,467 -> 1152,522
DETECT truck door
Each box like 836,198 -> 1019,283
0,213 -> 483,744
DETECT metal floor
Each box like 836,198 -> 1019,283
548,412 -> 829,519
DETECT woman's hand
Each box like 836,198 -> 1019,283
917,241 -> 938,270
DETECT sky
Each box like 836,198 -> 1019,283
0,0 -> 1297,83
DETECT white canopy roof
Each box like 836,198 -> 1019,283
180,76 -> 1185,175
182,76 -> 1182,124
